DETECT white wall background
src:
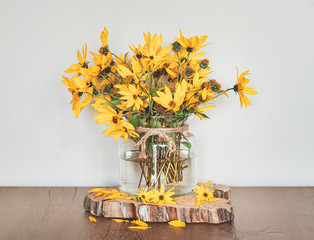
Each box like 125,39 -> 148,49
0,0 -> 313,186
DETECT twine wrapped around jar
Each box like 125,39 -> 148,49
134,125 -> 189,159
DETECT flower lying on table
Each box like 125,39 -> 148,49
194,182 -> 221,207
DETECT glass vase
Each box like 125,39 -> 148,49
118,114 -> 196,196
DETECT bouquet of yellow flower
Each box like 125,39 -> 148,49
62,27 -> 257,194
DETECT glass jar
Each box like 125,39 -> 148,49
118,114 -> 196,196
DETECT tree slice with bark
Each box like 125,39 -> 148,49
83,183 -> 233,224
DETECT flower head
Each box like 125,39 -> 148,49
149,184 -> 176,206
138,186 -> 149,205
234,67 -> 257,108
93,105 -> 136,140
116,84 -> 145,111
194,183 -> 221,207
65,43 -> 89,75
175,29 -> 209,53
153,80 -> 187,112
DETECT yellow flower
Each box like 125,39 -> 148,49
116,57 -> 143,84
94,105 -> 135,139
113,127 -> 139,142
234,67 -> 257,108
90,51 -> 113,70
194,184 -> 221,207
98,27 -> 109,55
129,43 -> 145,59
65,43 -> 89,74
138,186 -> 149,205
175,29 -> 209,53
142,32 -> 172,67
116,84 -> 144,111
149,184 -> 176,206
61,75 -> 93,118
153,80 -> 187,113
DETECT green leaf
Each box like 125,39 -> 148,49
195,111 -> 209,119
124,52 -> 129,61
110,100 -> 121,106
130,115 -> 139,128
182,141 -> 192,150
150,89 -> 156,94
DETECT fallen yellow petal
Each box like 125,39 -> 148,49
112,219 -> 129,223
88,188 -> 105,193
89,216 -> 97,223
196,200 -> 205,207
201,180 -> 211,187
131,220 -> 148,227
128,226 -> 151,230
168,220 -> 186,227
209,198 -> 221,202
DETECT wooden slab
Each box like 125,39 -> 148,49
83,183 -> 233,224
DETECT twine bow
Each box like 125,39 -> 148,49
134,125 -> 189,159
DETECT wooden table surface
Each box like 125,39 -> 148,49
0,187 -> 313,240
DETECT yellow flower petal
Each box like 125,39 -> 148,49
242,86 -> 257,95
88,188 -> 105,193
201,180 -> 212,187
112,219 -> 129,223
128,226 -> 151,230
196,201 -> 205,207
89,216 -> 97,223
168,220 -> 186,228
131,220 -> 148,227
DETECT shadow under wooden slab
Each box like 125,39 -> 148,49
0,187 -> 313,240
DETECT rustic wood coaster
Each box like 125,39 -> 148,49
83,183 -> 233,224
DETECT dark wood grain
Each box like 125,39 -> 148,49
0,187 -> 313,240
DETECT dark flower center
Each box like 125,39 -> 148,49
185,67 -> 194,77
203,193 -> 208,197
210,80 -> 221,92
172,41 -> 181,52
169,100 -> 176,108
112,116 -> 118,124
133,94 -> 138,100
186,47 -> 194,52
82,62 -> 89,68
99,46 -> 109,55
159,195 -> 164,201
200,59 -> 209,69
